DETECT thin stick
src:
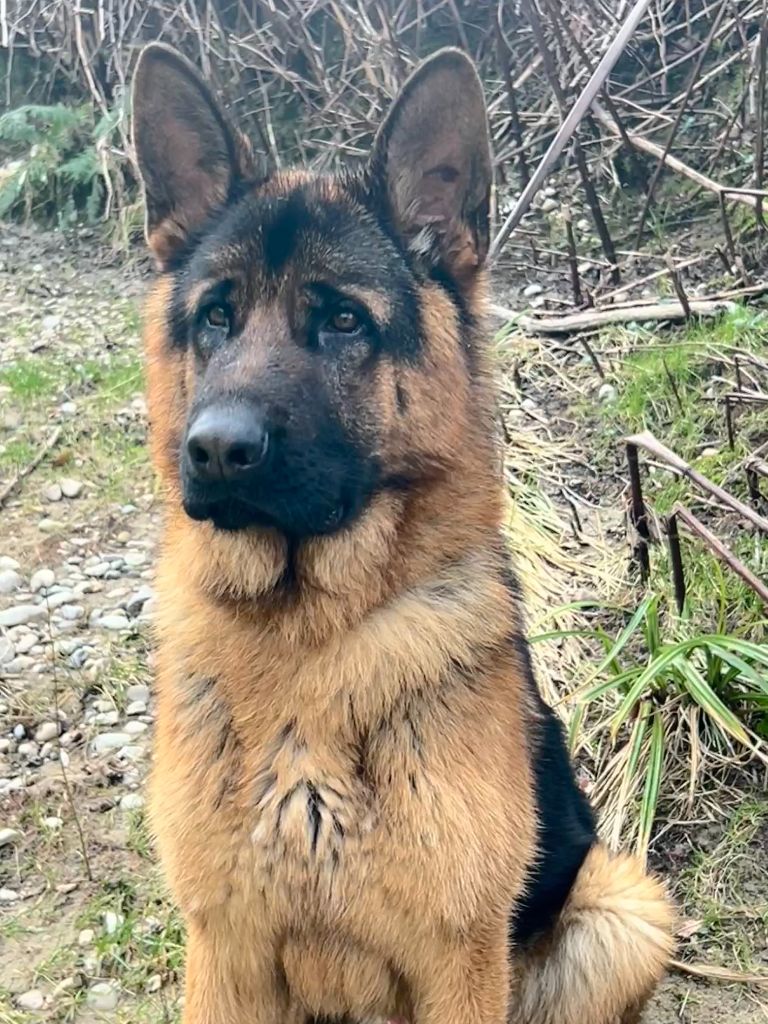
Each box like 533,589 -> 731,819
666,514 -> 687,613
626,430 -> 768,534
519,297 -> 737,334
0,426 -> 62,509
489,0 -> 654,261
635,0 -> 729,246
664,253 -> 692,318
563,207 -> 583,306
626,442 -> 651,580
673,504 -> 768,605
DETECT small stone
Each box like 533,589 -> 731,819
520,398 -> 538,413
118,744 -> 146,761
60,603 -> 85,621
53,976 -> 81,999
42,816 -> 63,830
126,684 -> 150,703
0,637 -> 14,664
38,518 -> 65,533
146,974 -> 162,993
120,792 -> 145,811
94,710 -> 120,727
701,446 -> 719,458
124,720 -> 148,736
59,401 -> 77,417
60,478 -> 83,498
42,314 -> 61,332
540,196 -> 559,213
0,604 -> 46,628
126,700 -> 147,716
597,382 -> 617,404
35,721 -> 59,743
13,723 -> 26,740
126,586 -> 153,617
18,741 -> 39,758
43,483 -> 63,503
0,568 -> 22,594
98,614 -> 130,631
78,928 -> 95,946
91,732 -> 131,753
523,283 -> 543,298
0,887 -> 19,902
84,562 -> 109,578
576,217 -> 590,231
86,982 -> 119,1011
30,568 -> 55,592
102,911 -> 124,935
0,827 -> 22,847
17,989 -> 45,1011
44,590 -> 75,609
0,555 -> 20,570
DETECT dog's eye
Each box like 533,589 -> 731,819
328,309 -> 361,334
205,305 -> 230,330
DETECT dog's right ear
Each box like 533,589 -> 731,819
132,44 -> 254,269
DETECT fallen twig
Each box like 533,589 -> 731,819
519,298 -> 736,334
0,426 -> 62,510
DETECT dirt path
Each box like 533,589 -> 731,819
1,227 -> 765,1022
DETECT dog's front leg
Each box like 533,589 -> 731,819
182,921 -> 286,1024
409,916 -> 510,1024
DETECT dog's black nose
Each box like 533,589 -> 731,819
185,405 -> 268,482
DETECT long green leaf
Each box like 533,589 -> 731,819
637,709 -> 664,857
571,593 -> 658,698
675,659 -> 751,745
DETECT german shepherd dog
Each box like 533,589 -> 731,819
132,43 -> 675,1024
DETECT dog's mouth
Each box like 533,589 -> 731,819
182,489 -> 352,537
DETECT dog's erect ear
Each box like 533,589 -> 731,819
132,44 -> 255,269
369,49 -> 492,280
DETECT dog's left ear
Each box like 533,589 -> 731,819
369,49 -> 492,280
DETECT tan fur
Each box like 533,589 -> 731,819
136,44 -> 675,1024
509,845 -> 676,1024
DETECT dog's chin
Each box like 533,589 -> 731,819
181,493 -> 358,538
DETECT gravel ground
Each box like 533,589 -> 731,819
1,225 -> 765,1023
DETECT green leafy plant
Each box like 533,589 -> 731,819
532,594 -> 768,857
0,96 -> 132,227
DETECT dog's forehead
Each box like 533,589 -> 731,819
191,174 -> 394,288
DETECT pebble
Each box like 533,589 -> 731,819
18,741 -> 39,758
60,478 -> 84,498
126,586 -> 153,617
15,633 -> 39,654
146,974 -> 162,993
540,197 -> 559,213
98,614 -> 130,631
84,562 -> 110,578
118,744 -> 146,761
124,720 -> 148,736
0,887 -> 19,902
120,792 -> 145,811
60,603 -> 85,621
91,732 -> 131,753
126,684 -> 150,704
94,710 -> 120,727
0,637 -> 14,664
17,989 -> 45,1011
59,401 -> 77,417
523,283 -> 543,298
78,928 -> 95,946
0,604 -> 46,627
103,910 -> 124,935
43,482 -> 63,502
0,827 -> 22,847
35,721 -> 59,743
38,518 -> 65,533
13,723 -> 25,740
126,700 -> 148,716
123,550 -> 146,567
86,982 -> 119,1011
30,568 -> 56,592
0,555 -> 20,570
597,382 -> 617,404
42,816 -> 63,830
520,398 -> 538,413
0,568 -> 22,594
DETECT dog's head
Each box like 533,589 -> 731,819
134,45 -> 493,543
